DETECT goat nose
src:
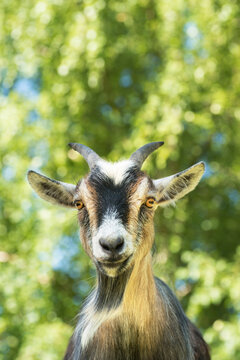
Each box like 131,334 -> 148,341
99,237 -> 124,254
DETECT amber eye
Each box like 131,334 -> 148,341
145,198 -> 156,208
74,200 -> 84,210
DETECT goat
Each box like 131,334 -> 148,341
27,142 -> 210,360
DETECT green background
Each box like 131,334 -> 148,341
1,0 -> 240,359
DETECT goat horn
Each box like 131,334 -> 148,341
130,141 -> 164,168
68,143 -> 101,169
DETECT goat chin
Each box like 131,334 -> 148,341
95,255 -> 134,278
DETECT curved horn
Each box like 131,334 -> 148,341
130,141 -> 164,168
68,143 -> 101,169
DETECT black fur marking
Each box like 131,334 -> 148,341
88,166 -> 144,227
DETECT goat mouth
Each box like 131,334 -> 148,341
98,255 -> 132,269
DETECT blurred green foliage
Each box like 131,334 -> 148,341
1,0 -> 240,359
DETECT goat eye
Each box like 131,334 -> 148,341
74,200 -> 84,210
145,198 -> 156,208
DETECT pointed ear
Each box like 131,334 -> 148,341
27,170 -> 76,208
153,162 -> 205,206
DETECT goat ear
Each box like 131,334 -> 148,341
27,170 -> 76,208
153,162 -> 205,206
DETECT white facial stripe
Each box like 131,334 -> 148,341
92,212 -> 134,259
97,159 -> 135,185
96,212 -> 125,239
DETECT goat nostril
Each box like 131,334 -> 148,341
99,237 -> 124,253
102,243 -> 110,251
115,237 -> 124,250
99,238 -> 110,252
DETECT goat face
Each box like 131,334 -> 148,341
74,160 -> 157,277
27,142 -> 205,278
